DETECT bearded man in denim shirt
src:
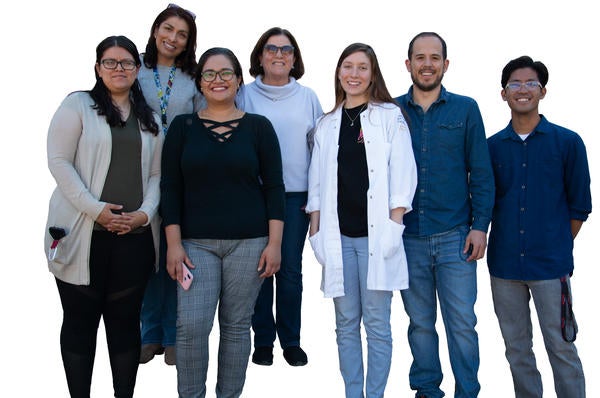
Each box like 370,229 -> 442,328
395,32 -> 494,398
487,56 -> 591,398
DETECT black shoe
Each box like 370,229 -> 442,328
283,346 -> 308,366
252,347 -> 273,366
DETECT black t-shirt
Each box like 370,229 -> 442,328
337,103 -> 369,237
161,112 -> 285,239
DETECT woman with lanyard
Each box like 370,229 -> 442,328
137,3 -> 203,366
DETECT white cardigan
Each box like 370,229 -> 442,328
306,102 -> 417,298
45,92 -> 163,285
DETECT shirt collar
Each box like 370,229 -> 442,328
406,85 -> 448,107
501,114 -> 550,141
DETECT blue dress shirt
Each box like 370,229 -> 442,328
396,86 -> 494,237
487,115 -> 592,280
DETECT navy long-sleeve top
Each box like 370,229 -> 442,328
396,86 -> 495,236
160,112 -> 285,239
487,116 -> 592,280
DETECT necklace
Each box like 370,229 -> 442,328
343,103 -> 366,126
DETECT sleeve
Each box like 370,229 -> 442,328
193,85 -> 206,112
138,114 -> 164,225
47,93 -> 105,220
160,116 -> 186,226
307,90 -> 324,153
306,118 -> 324,213
388,108 -> 417,213
257,116 -> 285,221
564,133 -> 592,221
464,100 -> 495,232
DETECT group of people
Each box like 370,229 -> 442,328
44,4 -> 591,398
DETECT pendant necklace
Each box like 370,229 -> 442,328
344,103 -> 367,126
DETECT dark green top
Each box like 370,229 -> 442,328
161,112 -> 285,239
100,112 -> 143,210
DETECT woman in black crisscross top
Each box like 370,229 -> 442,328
160,47 -> 285,397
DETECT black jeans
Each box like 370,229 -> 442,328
56,229 -> 154,398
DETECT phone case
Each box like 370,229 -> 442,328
179,263 -> 194,290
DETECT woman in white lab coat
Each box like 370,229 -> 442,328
306,42 -> 417,398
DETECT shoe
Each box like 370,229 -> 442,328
283,346 -> 308,366
164,346 -> 176,366
139,343 -> 164,364
252,347 -> 273,366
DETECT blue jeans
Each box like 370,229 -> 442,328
401,226 -> 480,398
333,235 -> 393,398
176,237 -> 267,398
490,276 -> 585,398
252,192 -> 309,348
141,226 -> 177,346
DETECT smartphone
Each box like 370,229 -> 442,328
179,263 -> 193,290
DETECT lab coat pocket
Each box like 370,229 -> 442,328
381,219 -> 405,259
308,231 -> 326,266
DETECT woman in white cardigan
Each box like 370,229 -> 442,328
45,35 -> 163,397
306,43 -> 417,398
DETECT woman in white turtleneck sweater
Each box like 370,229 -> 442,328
239,27 -> 322,367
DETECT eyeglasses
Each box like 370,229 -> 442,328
505,81 -> 543,91
168,3 -> 196,20
200,68 -> 236,82
100,59 -> 137,71
263,44 -> 295,56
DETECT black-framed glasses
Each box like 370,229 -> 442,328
505,81 -> 543,91
100,59 -> 137,71
263,44 -> 295,56
200,69 -> 236,82
168,3 -> 196,20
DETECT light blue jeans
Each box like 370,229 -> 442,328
401,226 -> 480,398
491,275 -> 585,398
176,237 -> 267,398
333,235 -> 393,398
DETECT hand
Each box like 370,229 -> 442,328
110,211 -> 148,235
96,203 -> 124,231
166,243 -> 194,281
257,242 -> 281,278
464,229 -> 487,261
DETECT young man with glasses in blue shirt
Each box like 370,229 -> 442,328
487,55 -> 591,398
395,32 -> 494,398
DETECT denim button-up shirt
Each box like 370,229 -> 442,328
487,116 -> 592,280
396,86 -> 494,237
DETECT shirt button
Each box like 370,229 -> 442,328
523,142 -> 527,146
520,230 -> 525,234
421,167 -> 427,172
420,189 -> 425,193
419,210 -> 424,214
521,185 -> 526,189
370,253 -> 373,256
520,253 -> 525,257
370,225 -> 374,228
522,163 -> 527,167
370,169 -> 374,173
520,207 -> 525,212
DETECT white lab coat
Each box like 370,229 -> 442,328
306,102 -> 417,298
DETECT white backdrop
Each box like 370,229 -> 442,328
1,0 -> 598,396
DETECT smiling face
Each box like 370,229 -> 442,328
199,54 -> 241,106
502,67 -> 546,117
259,34 -> 295,86
153,16 -> 190,65
337,50 -> 372,106
406,35 -> 448,92
95,46 -> 139,96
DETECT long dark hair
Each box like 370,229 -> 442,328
248,27 -> 305,79
331,43 -> 395,112
90,35 -> 159,135
143,5 -> 197,74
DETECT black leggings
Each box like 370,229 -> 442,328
56,229 -> 154,398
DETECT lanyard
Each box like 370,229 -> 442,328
153,65 -> 177,134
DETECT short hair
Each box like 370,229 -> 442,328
331,43 -> 395,112
248,27 -> 305,79
194,47 -> 244,91
501,55 -> 549,88
143,5 -> 197,74
408,32 -> 447,60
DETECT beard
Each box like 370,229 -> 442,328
411,69 -> 444,92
